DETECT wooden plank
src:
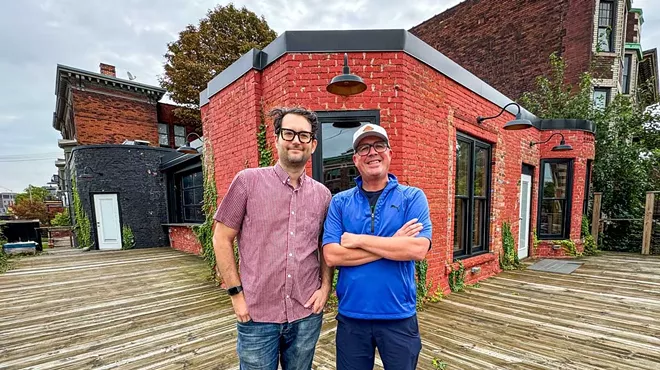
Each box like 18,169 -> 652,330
591,192 -> 602,246
642,192 -> 655,255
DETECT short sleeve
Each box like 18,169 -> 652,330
213,171 -> 248,230
321,196 -> 344,247
406,189 -> 432,247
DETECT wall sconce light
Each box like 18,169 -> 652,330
477,102 -> 533,130
530,132 -> 573,151
326,53 -> 367,97
332,120 -> 362,129
177,132 -> 203,154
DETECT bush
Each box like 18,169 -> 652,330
51,211 -> 71,226
122,225 -> 136,250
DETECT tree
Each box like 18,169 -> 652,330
520,53 -> 660,251
8,199 -> 49,224
15,185 -> 52,204
159,4 -> 277,131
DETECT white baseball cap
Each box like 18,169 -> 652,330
352,124 -> 389,150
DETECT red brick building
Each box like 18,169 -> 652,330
410,0 -> 658,109
182,30 -> 595,292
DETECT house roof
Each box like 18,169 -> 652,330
198,29 -> 538,122
52,64 -> 167,131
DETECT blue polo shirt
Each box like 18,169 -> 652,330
322,174 -> 432,320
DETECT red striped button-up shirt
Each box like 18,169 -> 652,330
214,163 -> 331,323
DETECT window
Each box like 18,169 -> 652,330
597,0 -> 614,52
313,110 -> 380,195
158,123 -> 169,147
622,54 -> 632,94
593,88 -> 609,110
538,159 -> 573,239
174,125 -> 186,147
454,134 -> 491,258
180,171 -> 204,223
583,160 -> 593,215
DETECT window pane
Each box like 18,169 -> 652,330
182,174 -> 193,189
174,125 -> 186,136
183,189 -> 194,205
321,122 -> 366,195
540,200 -> 564,236
193,187 -> 203,205
474,147 -> 487,197
542,162 -> 568,199
622,55 -> 631,94
472,199 -> 484,249
193,172 -> 203,187
455,140 -> 470,196
454,198 -> 466,252
598,2 -> 612,27
184,207 -> 193,221
159,134 -> 169,146
158,123 -> 168,134
597,28 -> 610,51
175,136 -> 186,147
593,89 -> 608,110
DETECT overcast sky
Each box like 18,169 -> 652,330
0,0 -> 658,193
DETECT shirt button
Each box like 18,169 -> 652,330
289,253 -> 293,257
291,211 -> 295,215
286,295 -> 290,298
287,274 -> 291,278
290,231 -> 294,235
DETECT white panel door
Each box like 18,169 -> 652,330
93,194 -> 122,250
518,174 -> 532,259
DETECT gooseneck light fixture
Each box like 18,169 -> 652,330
529,132 -> 573,152
176,132 -> 203,154
326,53 -> 367,97
476,102 -> 534,130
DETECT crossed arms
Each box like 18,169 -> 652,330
323,219 -> 431,267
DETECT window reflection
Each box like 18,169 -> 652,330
322,122 -> 367,195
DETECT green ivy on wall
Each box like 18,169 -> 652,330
448,260 -> 466,293
500,221 -> 524,270
257,111 -> 274,167
72,179 -> 92,249
122,225 -> 135,250
192,142 -> 219,278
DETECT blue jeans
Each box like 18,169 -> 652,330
335,313 -> 422,370
236,312 -> 323,370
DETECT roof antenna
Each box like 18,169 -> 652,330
127,71 -> 137,81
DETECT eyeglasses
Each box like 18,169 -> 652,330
356,141 -> 390,156
279,128 -> 315,144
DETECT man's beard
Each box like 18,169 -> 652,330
281,148 -> 308,166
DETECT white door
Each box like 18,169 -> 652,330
93,194 -> 122,250
518,174 -> 532,259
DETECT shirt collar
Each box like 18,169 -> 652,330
274,162 -> 307,186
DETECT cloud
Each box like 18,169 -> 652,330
0,0 -> 658,192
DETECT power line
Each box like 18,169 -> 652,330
0,157 -> 60,163
0,152 -> 62,159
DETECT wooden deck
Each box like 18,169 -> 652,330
1,248 -> 659,369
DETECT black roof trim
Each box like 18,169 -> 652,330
199,29 -> 537,122
533,119 -> 596,133
159,153 -> 202,171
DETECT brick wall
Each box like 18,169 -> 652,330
203,51 -> 595,294
409,0 -> 595,101
168,226 -> 202,255
71,85 -> 159,146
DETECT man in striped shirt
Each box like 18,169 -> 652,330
213,107 -> 333,370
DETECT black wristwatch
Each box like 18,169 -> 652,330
227,285 -> 243,296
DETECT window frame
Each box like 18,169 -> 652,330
537,158 -> 574,240
583,159 -> 593,215
179,170 -> 204,223
166,164 -> 204,224
158,123 -> 170,147
593,87 -> 610,110
312,110 -> 380,186
174,125 -> 187,148
622,54 -> 632,94
597,0 -> 615,52
453,133 -> 492,259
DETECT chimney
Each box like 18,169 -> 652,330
99,63 -> 116,77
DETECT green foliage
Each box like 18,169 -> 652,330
448,261 -> 466,293
71,179 -> 92,249
519,52 -> 660,252
581,215 -> 590,238
15,185 -> 53,204
415,259 -> 432,308
553,240 -> 581,257
121,225 -> 135,250
192,143 -> 219,279
432,358 -> 448,370
500,221 -> 524,270
583,234 -> 599,256
159,4 -> 277,131
0,226 -> 6,246
51,211 -> 71,226
0,249 -> 10,274
257,113 -> 274,167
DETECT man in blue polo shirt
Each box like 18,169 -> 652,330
322,123 -> 432,370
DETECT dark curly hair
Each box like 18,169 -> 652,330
268,107 -> 319,137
